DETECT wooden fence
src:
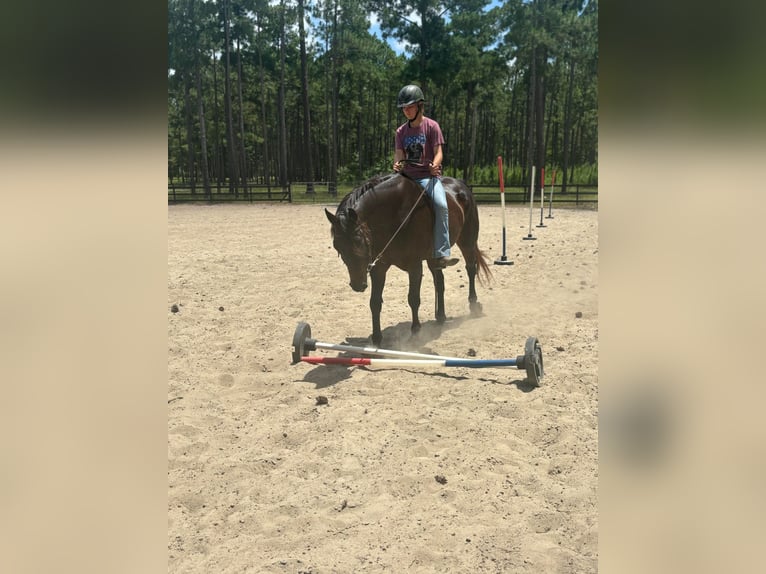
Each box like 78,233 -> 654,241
168,180 -> 597,207
470,183 -> 598,207
168,182 -> 292,203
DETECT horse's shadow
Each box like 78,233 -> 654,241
370,314 -> 470,355
298,313 -> 521,390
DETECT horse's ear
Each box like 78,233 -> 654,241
325,208 -> 336,226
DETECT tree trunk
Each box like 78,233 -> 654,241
278,1 -> 289,191
223,0 -> 239,195
461,92 -> 469,180
508,67 -> 519,172
212,49 -> 222,192
195,54 -> 211,198
236,38 -> 249,194
329,0 -> 339,193
561,57 -> 575,193
183,73 -> 196,194
256,13 -> 270,195
466,85 -> 478,183
298,0 -> 315,193
525,47 -> 536,201
535,48 -> 545,194
357,80 -> 364,178
569,120 -> 578,183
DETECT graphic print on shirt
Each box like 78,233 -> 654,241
403,133 -> 426,165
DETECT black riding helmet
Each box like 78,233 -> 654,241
396,84 -> 425,108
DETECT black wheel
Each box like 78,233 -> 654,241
291,322 -> 312,364
523,336 -> 544,386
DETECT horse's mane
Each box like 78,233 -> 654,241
338,172 -> 400,212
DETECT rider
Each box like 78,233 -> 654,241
392,84 -> 459,269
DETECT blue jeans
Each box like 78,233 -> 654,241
416,177 -> 451,258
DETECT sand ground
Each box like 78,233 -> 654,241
168,202 -> 598,573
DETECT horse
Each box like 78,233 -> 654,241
325,172 -> 491,347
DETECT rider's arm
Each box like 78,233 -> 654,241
430,144 -> 443,175
393,148 -> 405,171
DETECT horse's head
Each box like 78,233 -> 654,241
325,207 -> 372,292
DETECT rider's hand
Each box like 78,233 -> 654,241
429,162 -> 440,176
393,161 -> 402,172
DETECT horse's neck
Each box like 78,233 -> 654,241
364,181 -> 425,240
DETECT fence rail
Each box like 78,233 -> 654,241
470,183 -> 598,207
168,182 -> 292,203
168,180 -> 597,207
291,181 -> 338,196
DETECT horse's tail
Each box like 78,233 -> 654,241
473,245 -> 492,286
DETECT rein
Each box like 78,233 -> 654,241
368,175 -> 435,271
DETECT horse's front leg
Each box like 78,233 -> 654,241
369,264 -> 388,346
426,263 -> 447,323
407,263 -> 424,335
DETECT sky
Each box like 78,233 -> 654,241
367,0 -> 503,56
367,12 -> 411,55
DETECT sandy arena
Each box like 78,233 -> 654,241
168,202 -> 598,573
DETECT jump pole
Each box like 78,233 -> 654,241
494,156 -> 513,265
536,167 -> 547,228
546,169 -> 556,219
291,322 -> 544,386
523,165 -> 537,240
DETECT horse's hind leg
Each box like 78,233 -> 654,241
466,260 -> 482,314
431,268 -> 447,323
458,244 -> 483,315
407,264 -> 424,334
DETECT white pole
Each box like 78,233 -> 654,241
537,167 -> 547,228
495,156 -> 513,265
524,166 -> 536,240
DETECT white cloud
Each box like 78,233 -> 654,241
368,11 -> 411,55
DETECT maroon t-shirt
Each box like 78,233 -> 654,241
395,116 -> 445,179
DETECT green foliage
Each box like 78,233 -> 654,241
167,0 -> 598,190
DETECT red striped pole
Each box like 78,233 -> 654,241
291,322 -> 544,386
546,169 -> 557,219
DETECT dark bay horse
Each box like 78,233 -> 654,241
325,172 -> 491,346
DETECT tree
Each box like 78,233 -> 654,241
368,0 -> 450,97
167,0 -> 598,194
297,0 -> 315,192
444,0 -> 500,181
221,0 -> 241,194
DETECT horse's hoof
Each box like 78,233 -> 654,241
372,334 -> 383,347
435,313 -> 447,324
469,301 -> 483,315
411,322 -> 422,334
